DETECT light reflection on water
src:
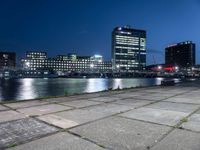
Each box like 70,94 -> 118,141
16,78 -> 37,100
0,77 -> 171,101
85,78 -> 108,93
113,79 -> 122,89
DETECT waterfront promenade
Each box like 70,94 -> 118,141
0,81 -> 200,150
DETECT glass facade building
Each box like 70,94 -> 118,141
112,26 -> 146,72
165,41 -> 195,68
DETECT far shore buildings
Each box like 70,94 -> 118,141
112,26 -> 146,72
21,51 -> 112,73
165,41 -> 196,68
0,51 -> 16,69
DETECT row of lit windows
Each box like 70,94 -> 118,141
116,41 -> 139,45
115,53 -> 138,55
115,59 -> 138,62
29,67 -> 112,70
117,64 -> 139,67
27,65 -> 112,69
23,59 -> 109,65
116,38 -> 139,41
24,58 -> 104,63
116,41 -> 139,44
29,64 -> 111,67
115,35 -> 139,40
115,46 -> 139,50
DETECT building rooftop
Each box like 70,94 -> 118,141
113,26 -> 146,33
167,41 -> 194,48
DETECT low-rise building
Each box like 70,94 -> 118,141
21,51 -> 112,73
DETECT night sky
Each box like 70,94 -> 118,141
0,0 -> 199,65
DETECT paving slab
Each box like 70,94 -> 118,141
143,87 -> 191,94
143,89 -> 173,93
59,100 -> 101,108
164,96 -> 200,104
146,101 -> 200,113
181,91 -> 200,96
69,93 -> 107,99
83,103 -> 132,114
37,114 -> 79,129
45,97 -> 82,103
150,129 -> 200,150
37,109 -> 110,128
119,107 -> 188,126
79,92 -> 118,98
0,118 -> 58,149
144,92 -> 177,97
17,104 -> 72,116
87,96 -> 121,102
5,100 -> 49,109
70,116 -> 171,150
112,99 -> 152,108
38,103 -> 132,128
194,109 -> 200,114
112,92 -> 146,99
133,95 -> 169,101
0,110 -> 26,123
157,89 -> 190,94
0,105 -> 9,111
188,90 -> 200,95
66,92 -> 120,100
169,89 -> 191,92
7,132 -> 105,150
181,113 -> 200,132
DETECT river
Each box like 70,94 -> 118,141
0,78 -> 177,101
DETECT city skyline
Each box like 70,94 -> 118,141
0,0 -> 200,65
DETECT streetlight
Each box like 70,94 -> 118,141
158,65 -> 162,70
25,62 -> 30,68
175,66 -> 179,70
90,64 -> 94,68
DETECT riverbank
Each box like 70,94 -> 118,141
0,81 -> 200,149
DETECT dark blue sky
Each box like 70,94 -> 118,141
0,0 -> 199,64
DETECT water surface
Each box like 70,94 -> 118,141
0,78 -> 170,101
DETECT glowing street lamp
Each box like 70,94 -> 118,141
116,64 -> 120,69
158,65 -> 162,70
25,62 -> 30,68
90,64 -> 94,68
175,66 -> 179,70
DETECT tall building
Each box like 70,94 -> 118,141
21,51 -> 112,73
112,26 -> 146,72
165,41 -> 195,68
0,52 -> 16,69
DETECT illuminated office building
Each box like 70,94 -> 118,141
112,26 -> 146,72
21,51 -> 112,73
